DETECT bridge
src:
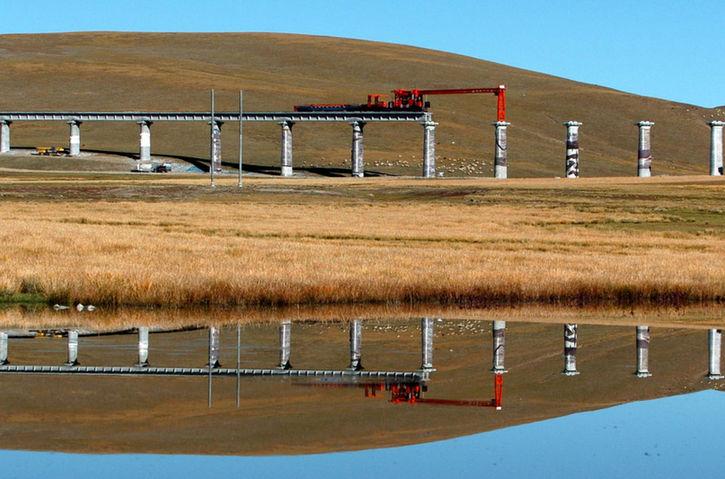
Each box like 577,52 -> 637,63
0,110 -> 436,179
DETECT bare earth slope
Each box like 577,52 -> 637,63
0,32 -> 722,177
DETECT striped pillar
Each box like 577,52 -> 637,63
492,321 -> 507,374
636,121 -> 654,177
351,121 -> 365,178
349,319 -> 363,370
421,317 -> 434,370
708,329 -> 723,380
280,121 -> 294,177
422,116 -> 437,178
278,320 -> 292,369
635,325 -> 652,378
562,323 -> 580,375
564,121 -> 582,178
709,121 -> 724,176
493,121 -> 510,179
210,120 -> 223,173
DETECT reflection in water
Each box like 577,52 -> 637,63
708,328 -> 723,380
635,325 -> 652,378
563,323 -> 579,375
0,315 -> 723,456
491,320 -> 506,373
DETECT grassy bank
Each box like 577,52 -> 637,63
0,174 -> 723,308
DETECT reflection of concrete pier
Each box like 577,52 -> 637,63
421,318 -> 434,370
279,320 -> 292,369
65,330 -> 79,366
635,325 -> 652,378
562,323 -> 579,376
491,321 -> 507,374
349,319 -> 363,371
208,326 -> 221,368
136,327 -> 149,367
0,331 -> 8,365
708,329 -> 723,380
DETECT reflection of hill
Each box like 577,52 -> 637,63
0,318 -> 722,455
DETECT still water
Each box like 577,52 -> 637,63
0,309 -> 723,477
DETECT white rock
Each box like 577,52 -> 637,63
75,303 -> 84,312
87,305 -> 96,312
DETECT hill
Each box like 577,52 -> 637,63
0,32 -> 722,177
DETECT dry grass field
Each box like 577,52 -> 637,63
0,173 -> 722,308
0,32 -> 723,177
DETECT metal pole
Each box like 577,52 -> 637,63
236,324 -> 241,407
238,90 -> 244,188
208,327 -> 213,408
210,89 -> 216,188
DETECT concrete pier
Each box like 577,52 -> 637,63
349,319 -> 363,370
636,121 -> 654,177
138,120 -> 152,162
421,317 -> 434,370
66,330 -> 79,366
564,121 -> 582,178
68,120 -> 82,156
708,329 -> 723,380
709,121 -> 724,176
208,327 -> 221,368
492,321 -> 507,374
351,121 -> 365,177
279,320 -> 292,369
563,323 -> 580,375
635,325 -> 652,378
0,332 -> 8,365
210,120 -> 223,173
0,120 -> 10,153
493,121 -> 510,179
422,116 -> 437,178
136,327 -> 149,367
280,121 -> 294,177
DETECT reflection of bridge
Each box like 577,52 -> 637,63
0,320 -> 722,380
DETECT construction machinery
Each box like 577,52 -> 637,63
295,86 -> 507,122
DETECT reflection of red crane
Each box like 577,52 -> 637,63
294,86 -> 507,122
364,375 -> 503,410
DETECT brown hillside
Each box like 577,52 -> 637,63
0,32 -> 722,177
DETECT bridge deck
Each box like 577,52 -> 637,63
0,111 -> 428,123
0,365 -> 427,379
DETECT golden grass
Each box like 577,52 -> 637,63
1,175 -> 723,308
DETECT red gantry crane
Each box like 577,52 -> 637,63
295,85 -> 507,122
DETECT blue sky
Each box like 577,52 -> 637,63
1,0 -> 723,107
